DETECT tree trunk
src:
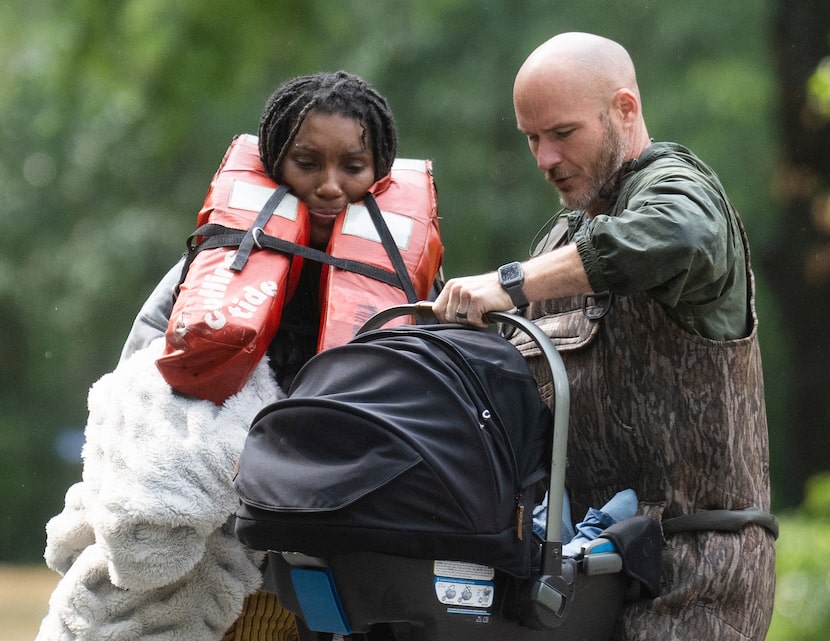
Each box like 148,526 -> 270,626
766,1 -> 830,506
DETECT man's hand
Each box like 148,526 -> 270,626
432,272 -> 515,326
432,245 -> 590,326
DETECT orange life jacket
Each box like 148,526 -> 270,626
156,134 -> 443,404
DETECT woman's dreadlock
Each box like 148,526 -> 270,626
258,71 -> 397,184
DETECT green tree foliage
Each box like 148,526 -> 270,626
0,0 -> 792,564
766,474 -> 830,641
0,0 -> 323,560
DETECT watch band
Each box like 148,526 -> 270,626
497,261 -> 529,310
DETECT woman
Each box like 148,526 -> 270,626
38,71 -> 442,641
124,70 -> 441,391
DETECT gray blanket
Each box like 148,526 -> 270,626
37,339 -> 283,640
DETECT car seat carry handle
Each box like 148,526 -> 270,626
357,302 -> 571,550
356,301 -> 438,329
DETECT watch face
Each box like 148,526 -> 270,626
500,262 -> 522,284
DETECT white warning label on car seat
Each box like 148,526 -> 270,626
432,560 -> 494,581
433,560 -> 495,611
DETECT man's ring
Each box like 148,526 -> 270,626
456,310 -> 468,320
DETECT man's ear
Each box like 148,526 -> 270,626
613,88 -> 640,124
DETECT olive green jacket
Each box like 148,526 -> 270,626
569,142 -> 748,340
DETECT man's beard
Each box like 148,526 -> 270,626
554,119 -> 627,213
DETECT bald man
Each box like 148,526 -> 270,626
435,32 -> 776,640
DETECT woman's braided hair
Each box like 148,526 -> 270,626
258,71 -> 397,184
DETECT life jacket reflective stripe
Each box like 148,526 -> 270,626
319,157 -> 442,350
156,134 -> 443,404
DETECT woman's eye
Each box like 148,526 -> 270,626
287,151 -> 316,167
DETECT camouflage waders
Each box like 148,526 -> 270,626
511,232 -> 775,640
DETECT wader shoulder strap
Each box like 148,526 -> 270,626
662,507 -> 779,539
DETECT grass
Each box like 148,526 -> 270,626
0,564 -> 59,641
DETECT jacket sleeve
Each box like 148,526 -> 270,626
575,175 -> 731,303
119,260 -> 183,363
571,160 -> 750,340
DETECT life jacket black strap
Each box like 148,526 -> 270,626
187,224 -> 404,290
229,184 -> 291,272
362,192 -> 418,303
179,187 -> 421,297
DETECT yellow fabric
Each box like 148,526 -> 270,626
221,591 -> 298,641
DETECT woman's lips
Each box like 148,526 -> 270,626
308,208 -> 343,220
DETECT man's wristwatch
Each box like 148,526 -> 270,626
497,261 -> 529,310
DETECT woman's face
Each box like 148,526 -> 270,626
280,111 -> 377,248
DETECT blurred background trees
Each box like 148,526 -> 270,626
1,3 -> 828,634
767,0 -> 830,507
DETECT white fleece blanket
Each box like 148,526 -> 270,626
37,339 -> 284,641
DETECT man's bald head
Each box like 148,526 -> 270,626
514,32 -> 641,109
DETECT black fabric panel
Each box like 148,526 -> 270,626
233,324 -> 552,577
